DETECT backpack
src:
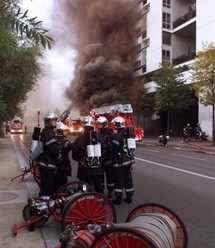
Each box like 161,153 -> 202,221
121,130 -> 135,159
29,140 -> 44,161
29,126 -> 44,161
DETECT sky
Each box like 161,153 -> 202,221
21,0 -> 76,113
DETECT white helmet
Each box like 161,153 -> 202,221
82,116 -> 94,127
44,112 -> 58,126
97,116 -> 108,129
111,117 -> 125,129
56,122 -> 69,131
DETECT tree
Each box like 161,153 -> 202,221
0,47 -> 41,120
153,61 -> 192,135
191,42 -> 215,145
128,77 -> 154,127
0,0 -> 54,51
0,0 -> 54,136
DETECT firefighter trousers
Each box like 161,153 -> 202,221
113,165 -> 134,199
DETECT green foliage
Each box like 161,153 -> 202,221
0,0 -> 54,51
191,42 -> 215,106
153,61 -> 193,134
0,47 -> 41,120
0,95 -> 7,120
129,77 -> 154,116
191,42 -> 215,145
153,61 -> 191,111
0,22 -> 17,53
0,48 -> 40,120
0,0 -> 52,122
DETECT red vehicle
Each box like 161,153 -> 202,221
10,118 -> 23,134
68,118 -> 84,135
91,104 -> 144,141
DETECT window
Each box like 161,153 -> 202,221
134,60 -> 141,69
162,31 -> 171,45
142,29 -> 147,39
163,0 -> 170,8
162,49 -> 171,61
136,44 -> 141,52
136,27 -> 141,37
163,12 -> 171,29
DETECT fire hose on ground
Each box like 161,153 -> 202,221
56,203 -> 188,248
12,181 -> 188,248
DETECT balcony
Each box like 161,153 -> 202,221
172,51 -> 196,65
173,9 -> 196,29
139,2 -> 150,18
142,38 -> 150,48
136,28 -> 147,38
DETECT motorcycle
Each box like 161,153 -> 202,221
195,130 -> 208,141
200,131 -> 208,141
158,134 -> 170,146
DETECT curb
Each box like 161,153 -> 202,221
138,139 -> 215,155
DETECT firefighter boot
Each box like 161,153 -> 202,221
123,197 -> 132,204
112,197 -> 122,205
107,190 -> 113,198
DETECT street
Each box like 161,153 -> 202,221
133,143 -> 215,248
14,134 -> 215,248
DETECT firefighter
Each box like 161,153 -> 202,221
72,116 -> 104,194
96,116 -> 114,198
37,112 -> 60,198
111,116 -> 135,205
55,122 -> 73,192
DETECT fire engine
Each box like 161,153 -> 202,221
68,118 -> 84,135
10,117 -> 23,134
90,103 -> 144,141
59,103 -> 144,141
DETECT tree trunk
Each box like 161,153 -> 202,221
167,110 -> 171,135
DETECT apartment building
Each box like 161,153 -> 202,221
135,0 -> 215,137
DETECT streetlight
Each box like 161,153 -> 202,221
37,109 -> 40,127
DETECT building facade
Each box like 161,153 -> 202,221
135,0 -> 215,138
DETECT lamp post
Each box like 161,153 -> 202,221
37,109 -> 40,127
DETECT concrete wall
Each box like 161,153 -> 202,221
147,1 -> 163,72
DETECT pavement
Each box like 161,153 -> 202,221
140,136 -> 215,155
0,135 -> 60,248
0,135 -> 214,248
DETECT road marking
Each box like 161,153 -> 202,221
171,154 -> 207,161
139,148 -> 160,153
136,157 -> 215,181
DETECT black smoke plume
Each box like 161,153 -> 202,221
53,0 -> 139,113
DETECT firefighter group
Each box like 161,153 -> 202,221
35,112 -> 135,205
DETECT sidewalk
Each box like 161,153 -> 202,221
0,135 -> 46,248
140,136 -> 215,155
